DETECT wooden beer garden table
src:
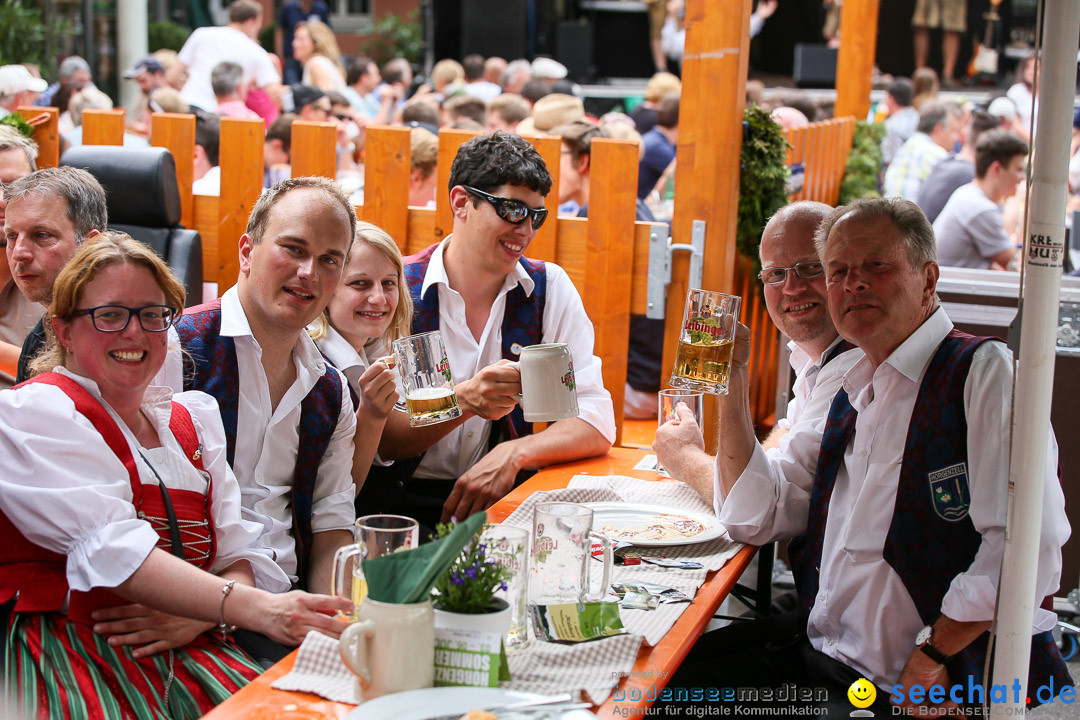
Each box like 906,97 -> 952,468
200,447 -> 756,720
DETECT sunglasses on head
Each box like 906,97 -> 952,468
463,186 -> 549,230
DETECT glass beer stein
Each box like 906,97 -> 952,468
393,330 -> 462,427
670,288 -> 741,395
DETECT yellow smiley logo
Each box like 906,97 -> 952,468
848,678 -> 877,709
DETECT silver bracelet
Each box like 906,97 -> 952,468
218,580 -> 238,637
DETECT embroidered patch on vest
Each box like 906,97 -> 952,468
928,462 -> 971,521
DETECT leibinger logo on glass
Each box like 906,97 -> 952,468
561,361 -> 576,391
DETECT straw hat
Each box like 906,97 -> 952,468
517,93 -> 584,135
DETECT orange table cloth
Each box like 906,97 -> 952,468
200,447 -> 754,720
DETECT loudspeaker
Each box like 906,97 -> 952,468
557,21 -> 592,82
588,4 -> 654,79
793,43 -> 837,88
461,0 -> 527,61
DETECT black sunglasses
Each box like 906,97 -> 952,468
463,186 -> 549,230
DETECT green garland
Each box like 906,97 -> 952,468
0,113 -> 34,139
738,104 -> 791,273
837,121 -> 885,205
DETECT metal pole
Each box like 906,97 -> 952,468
116,0 -> 148,110
990,1 -> 1080,714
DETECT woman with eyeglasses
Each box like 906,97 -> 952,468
309,222 -> 412,500
0,232 -> 351,718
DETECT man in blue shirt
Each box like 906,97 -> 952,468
637,92 -> 679,200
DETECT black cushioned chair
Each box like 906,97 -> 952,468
60,146 -> 203,307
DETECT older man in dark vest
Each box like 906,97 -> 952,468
368,131 -> 615,531
663,198 -> 1071,714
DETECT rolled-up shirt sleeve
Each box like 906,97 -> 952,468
182,392 -> 291,592
0,383 -> 159,592
540,264 -> 616,444
941,343 -> 1070,631
308,370 -> 358,533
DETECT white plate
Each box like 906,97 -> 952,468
344,687 -> 546,720
584,501 -> 724,547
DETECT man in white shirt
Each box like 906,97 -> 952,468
373,131 -> 615,530
883,100 -> 963,201
934,129 -> 1028,270
653,201 -> 860,508
663,198 -> 1071,713
164,177 -> 357,606
173,0 -> 283,113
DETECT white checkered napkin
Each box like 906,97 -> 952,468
503,632 -> 643,705
604,563 -> 706,646
568,475 -> 742,572
270,630 -> 360,704
501,486 -> 624,531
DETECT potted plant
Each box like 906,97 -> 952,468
431,521 -> 516,635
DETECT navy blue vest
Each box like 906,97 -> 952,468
175,299 -> 344,585
789,330 -> 1071,701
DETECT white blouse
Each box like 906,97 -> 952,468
0,368 -> 290,596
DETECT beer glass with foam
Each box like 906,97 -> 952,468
670,289 -> 741,395
393,330 -> 463,426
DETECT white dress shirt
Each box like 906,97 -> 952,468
717,308 -> 1069,688
776,335 -> 863,432
410,239 -> 616,480
0,368 -> 290,595
162,287 -> 356,583
313,323 -> 392,468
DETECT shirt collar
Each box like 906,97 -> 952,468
787,334 -> 845,375
52,366 -> 176,414
842,305 -> 952,400
220,285 -> 327,375
314,323 -> 368,373
420,236 -> 535,300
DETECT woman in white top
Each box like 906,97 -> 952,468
310,221 -> 413,494
0,232 -> 351,719
293,19 -> 347,94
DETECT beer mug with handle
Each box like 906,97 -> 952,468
394,330 -> 462,426
507,343 -> 579,422
528,502 -> 613,609
333,515 -> 419,618
670,288 -> 741,395
339,598 -> 435,701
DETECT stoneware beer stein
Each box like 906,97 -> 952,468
393,330 -> 463,426
670,288 -> 741,395
508,343 -> 579,422
527,502 -> 613,608
339,598 -> 435,702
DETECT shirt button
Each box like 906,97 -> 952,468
826,638 -> 835,646
467,431 -> 475,438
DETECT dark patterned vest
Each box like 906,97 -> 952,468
358,243 -> 547,514
175,298 -> 344,584
789,330 -> 1071,701
0,373 -> 213,625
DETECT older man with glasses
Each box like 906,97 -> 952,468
364,131 -> 615,533
655,201 -> 862,506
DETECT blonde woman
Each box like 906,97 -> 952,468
293,20 -> 347,93
310,222 -> 412,493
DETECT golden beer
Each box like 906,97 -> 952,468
405,386 -> 462,426
671,338 -> 735,394
351,572 -> 368,608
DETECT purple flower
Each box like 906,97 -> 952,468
478,543 -> 487,553
451,573 -> 464,586
499,583 -> 508,592
465,567 -> 477,579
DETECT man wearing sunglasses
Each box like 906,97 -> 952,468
370,131 -> 616,531
654,201 -> 861,506
3,167 -> 107,384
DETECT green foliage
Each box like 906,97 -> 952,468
0,0 -> 67,78
432,521 -> 514,614
360,11 -> 422,67
258,22 -> 277,54
0,113 -> 34,138
837,121 -> 885,205
738,104 -> 790,272
148,21 -> 191,53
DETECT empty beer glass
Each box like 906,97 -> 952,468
480,524 -> 530,653
657,389 -> 704,476
333,515 -> 419,617
393,331 -> 462,426
670,289 -> 741,395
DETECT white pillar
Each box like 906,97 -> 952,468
990,0 -> 1080,715
115,0 -> 148,110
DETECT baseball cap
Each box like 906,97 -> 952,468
531,57 -> 568,80
123,55 -> 165,79
987,97 -> 1018,123
0,65 -> 48,96
290,84 -> 327,111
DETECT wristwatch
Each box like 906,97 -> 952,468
915,625 -> 955,665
